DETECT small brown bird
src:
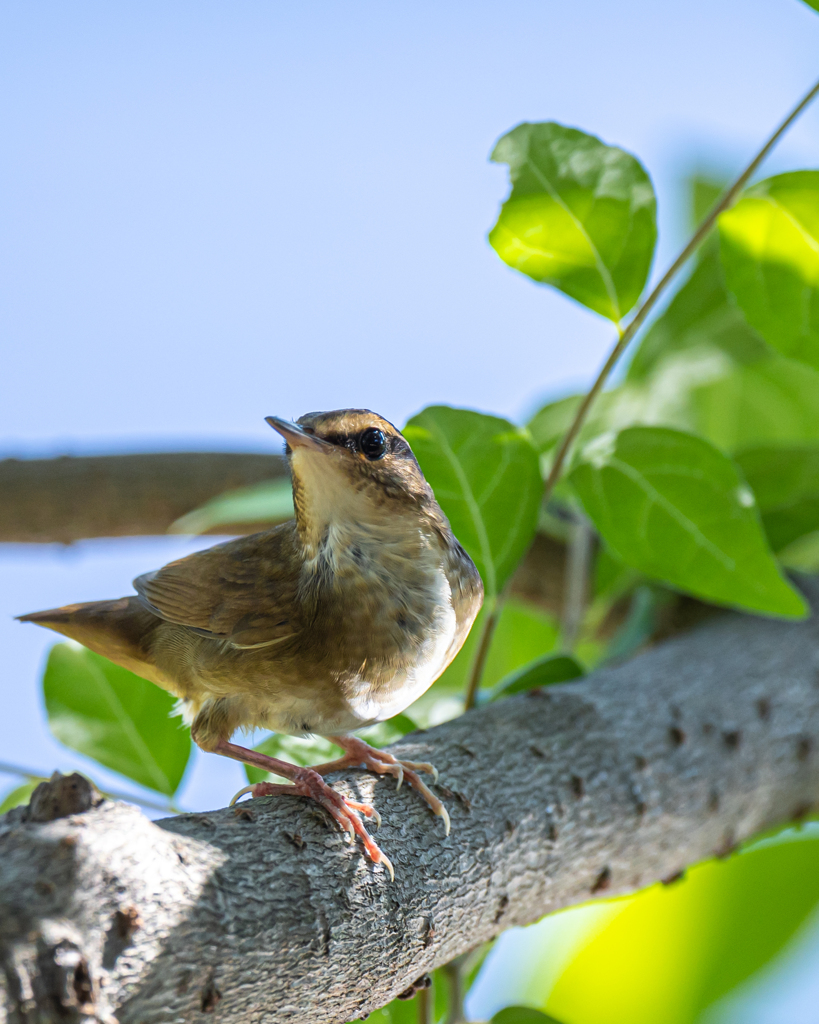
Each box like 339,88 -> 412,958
19,410 -> 483,877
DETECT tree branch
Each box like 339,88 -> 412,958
0,453 -> 286,543
3,581 -> 819,1024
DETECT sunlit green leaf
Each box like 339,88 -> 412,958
404,406 -> 541,600
568,427 -> 806,617
43,643 -> 192,796
734,444 -> 819,550
492,1008 -> 565,1024
489,122 -> 656,321
530,352 -> 819,473
720,171 -> 819,369
486,654 -> 583,702
801,0 -> 819,12
0,781 -> 40,814
472,824 -> 819,1024
170,478 -> 294,535
627,245 -> 767,382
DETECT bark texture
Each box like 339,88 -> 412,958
3,582 -> 819,1024
0,453 -> 286,543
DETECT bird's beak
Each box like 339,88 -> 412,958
265,416 -> 331,453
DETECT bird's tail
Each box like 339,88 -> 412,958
17,597 -> 165,685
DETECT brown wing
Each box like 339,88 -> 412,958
133,523 -> 302,649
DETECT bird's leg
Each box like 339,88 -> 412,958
211,738 -> 392,878
311,735 -> 450,836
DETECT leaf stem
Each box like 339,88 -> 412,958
463,599 -> 502,711
0,760 -> 181,815
543,74 -> 819,504
416,984 -> 432,1024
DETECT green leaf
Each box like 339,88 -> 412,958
801,0 -> 819,11
489,122 -> 657,322
689,355 -> 819,453
0,781 -> 40,814
170,478 -> 294,535
492,1008 -> 565,1024
243,715 -> 420,786
486,654 -> 583,702
626,244 -> 768,382
734,444 -> 819,551
43,643 -> 192,796
244,734 -> 341,785
689,175 -> 727,232
429,600 -> 559,704
403,406 -> 542,600
720,172 -> 819,369
568,427 -> 806,617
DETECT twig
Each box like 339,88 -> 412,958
560,513 -> 594,651
463,600 -> 502,711
543,74 -> 819,504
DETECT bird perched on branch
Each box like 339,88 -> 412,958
19,410 -> 484,878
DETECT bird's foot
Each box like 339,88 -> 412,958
315,735 -> 450,836
231,768 -> 393,880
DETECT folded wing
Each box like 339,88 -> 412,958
134,524 -> 302,649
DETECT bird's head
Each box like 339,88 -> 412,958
266,409 -> 437,545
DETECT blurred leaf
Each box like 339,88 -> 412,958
801,0 -> 819,11
689,175 -> 726,231
43,643 -> 191,796
626,245 -> 767,382
568,427 -> 806,617
524,825 -> 819,1024
531,351 -> 819,479
489,122 -> 656,321
687,354 -> 819,453
594,544 -> 644,600
778,529 -> 819,572
485,654 -> 583,702
528,394 -> 583,456
720,171 -> 819,369
244,734 -> 342,785
170,478 -> 294,535
734,444 -> 819,550
493,1009 -> 565,1024
431,599 -> 559,698
364,997 -> 417,1024
0,781 -> 40,814
602,585 -> 675,664
243,715 -> 418,785
404,406 -> 541,600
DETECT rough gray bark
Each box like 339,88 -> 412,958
0,453 -> 286,543
3,583 -> 819,1024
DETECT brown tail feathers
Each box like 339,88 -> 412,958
17,597 -> 163,684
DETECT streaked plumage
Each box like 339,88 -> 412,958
20,409 -> 483,876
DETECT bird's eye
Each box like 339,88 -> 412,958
359,427 -> 387,460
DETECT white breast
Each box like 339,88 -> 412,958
343,569 -> 458,728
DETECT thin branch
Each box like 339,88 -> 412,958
463,600 -> 502,711
543,74 -> 819,504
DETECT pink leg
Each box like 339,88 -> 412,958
212,738 -> 393,879
312,735 -> 450,836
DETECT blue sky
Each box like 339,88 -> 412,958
1,0 -> 818,809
